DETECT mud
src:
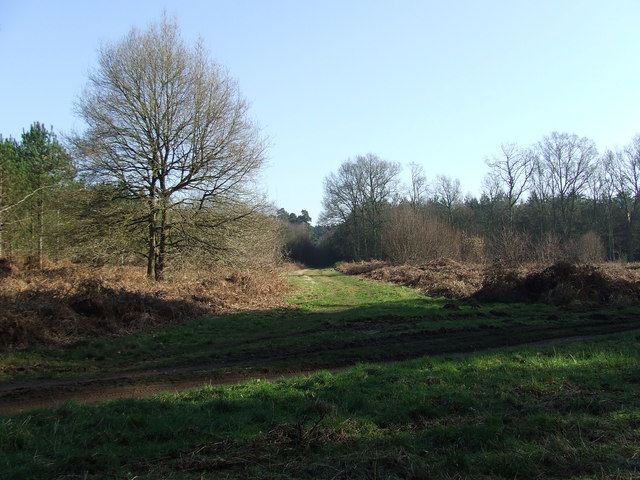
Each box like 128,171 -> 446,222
2,323 -> 638,416
0,366 -> 341,415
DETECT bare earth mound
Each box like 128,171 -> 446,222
0,260 -> 289,350
338,260 -> 640,304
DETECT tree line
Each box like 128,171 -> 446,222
302,131 -> 640,267
5,14 -> 637,273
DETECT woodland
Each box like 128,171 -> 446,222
1,17 -> 639,275
2,14 -> 640,480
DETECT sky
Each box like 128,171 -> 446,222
1,1 -> 640,224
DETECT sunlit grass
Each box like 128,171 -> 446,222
2,268 -> 640,385
2,331 -> 639,479
0,269 -> 455,380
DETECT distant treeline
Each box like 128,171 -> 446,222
280,132 -> 640,267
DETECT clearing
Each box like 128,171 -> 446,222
1,268 -> 639,415
2,267 -> 640,479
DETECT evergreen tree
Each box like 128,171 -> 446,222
17,122 -> 74,265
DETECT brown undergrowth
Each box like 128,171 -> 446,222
337,259 -> 640,304
337,259 -> 484,299
0,258 -> 290,350
476,261 -> 640,304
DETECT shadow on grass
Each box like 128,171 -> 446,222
2,332 -> 639,479
5,290 -> 640,388
0,280 -> 212,349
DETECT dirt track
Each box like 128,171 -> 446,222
4,266 -> 640,416
0,364 -> 336,415
2,327 -> 638,416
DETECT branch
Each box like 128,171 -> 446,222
0,184 -> 52,214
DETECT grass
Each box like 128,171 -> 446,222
1,267 -> 640,478
0,268 -> 429,381
1,331 -> 639,479
2,268 -> 640,383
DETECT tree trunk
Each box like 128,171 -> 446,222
37,195 -> 44,269
627,214 -> 636,262
146,205 -> 157,279
608,219 -> 615,260
155,201 -> 168,281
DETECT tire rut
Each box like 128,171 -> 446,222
2,323 -> 639,416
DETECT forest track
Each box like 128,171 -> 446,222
3,267 -> 640,416
2,325 -> 638,416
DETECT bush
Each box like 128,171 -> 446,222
381,205 -> 469,264
335,260 -> 388,276
565,231 -> 607,263
487,228 -> 533,266
474,261 -> 639,304
487,229 -> 606,266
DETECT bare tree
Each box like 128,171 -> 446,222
382,204 -> 463,264
72,15 -> 266,280
593,151 -> 618,259
433,175 -> 461,225
321,153 -> 400,259
535,132 -> 597,236
485,143 -> 534,227
481,173 -> 503,203
606,135 -> 640,259
479,173 -> 508,232
408,162 -> 428,210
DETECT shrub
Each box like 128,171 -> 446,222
565,231 -> 607,263
381,205 -> 467,264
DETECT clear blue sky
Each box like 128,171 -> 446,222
1,1 -> 639,223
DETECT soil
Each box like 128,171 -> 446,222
2,323 -> 638,416
0,364 -> 341,416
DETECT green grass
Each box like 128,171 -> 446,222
3,268 -> 432,381
2,331 -> 639,479
2,268 -> 640,478
2,268 -> 640,384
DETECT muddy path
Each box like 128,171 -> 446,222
2,322 -> 638,416
0,364 -> 344,415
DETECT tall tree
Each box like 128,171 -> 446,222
72,15 -> 266,280
408,162 -> 428,210
535,132 -> 597,236
485,143 -> 534,228
597,150 -> 619,259
479,173 -> 508,234
433,174 -> 461,225
0,137 -> 18,258
17,123 -> 74,266
321,153 -> 400,259
611,135 -> 640,259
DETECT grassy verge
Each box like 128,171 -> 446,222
2,331 -> 639,479
2,268 -> 640,383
